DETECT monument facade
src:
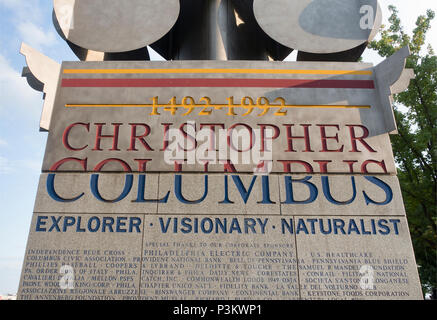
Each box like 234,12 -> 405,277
17,0 -> 423,300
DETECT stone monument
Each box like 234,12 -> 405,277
18,0 -> 423,300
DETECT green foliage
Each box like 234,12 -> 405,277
369,6 -> 437,298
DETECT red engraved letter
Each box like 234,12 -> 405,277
314,160 -> 332,173
62,122 -> 90,151
343,160 -> 358,173
278,160 -> 314,173
160,123 -> 173,151
50,158 -> 87,172
93,158 -> 132,172
283,124 -> 313,152
346,125 -> 377,153
220,160 -> 237,173
258,124 -> 280,152
128,123 -> 154,151
93,123 -> 122,151
361,160 -> 388,174
317,124 -> 344,152
134,159 -> 152,172
199,123 -> 225,151
228,123 -> 254,152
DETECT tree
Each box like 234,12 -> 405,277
369,6 -> 437,299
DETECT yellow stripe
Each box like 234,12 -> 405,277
63,68 -> 372,76
66,104 -> 371,109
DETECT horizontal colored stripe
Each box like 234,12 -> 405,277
65,104 -> 371,109
62,78 -> 375,89
63,68 -> 373,75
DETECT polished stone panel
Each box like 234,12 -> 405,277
18,213 -> 144,300
295,216 -> 423,300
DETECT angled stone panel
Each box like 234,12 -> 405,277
18,213 -> 144,300
294,216 -> 423,300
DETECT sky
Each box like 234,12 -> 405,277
0,0 -> 436,295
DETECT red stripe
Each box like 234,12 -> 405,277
62,78 -> 375,89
